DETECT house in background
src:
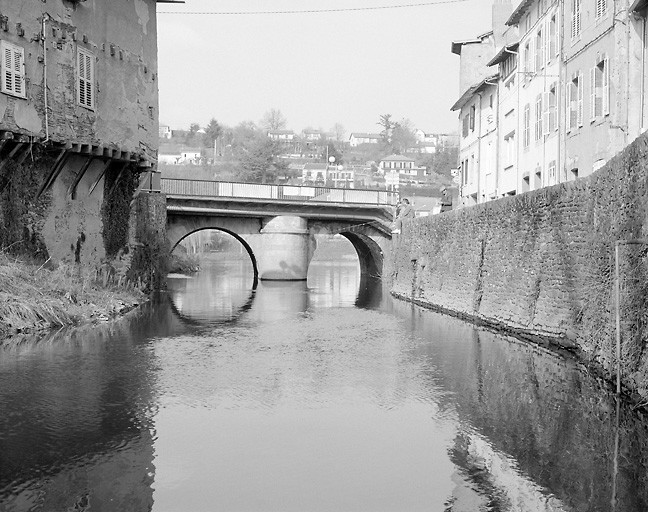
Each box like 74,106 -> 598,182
268,130 -> 295,142
379,154 -> 416,173
451,74 -> 499,205
159,123 -> 172,139
302,163 -> 328,185
327,166 -> 355,188
349,133 -> 381,147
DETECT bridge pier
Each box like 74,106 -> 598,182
255,216 -> 315,281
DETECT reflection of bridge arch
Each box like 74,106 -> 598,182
167,287 -> 256,326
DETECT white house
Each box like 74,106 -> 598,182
159,123 -> 172,139
349,133 -> 381,147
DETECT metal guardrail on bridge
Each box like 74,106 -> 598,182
161,178 -> 398,206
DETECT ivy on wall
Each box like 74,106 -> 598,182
101,162 -> 140,259
0,144 -> 52,260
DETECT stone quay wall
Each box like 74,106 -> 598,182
390,132 -> 648,395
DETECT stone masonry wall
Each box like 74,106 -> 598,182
391,132 -> 648,395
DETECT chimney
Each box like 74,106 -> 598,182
492,0 -> 513,48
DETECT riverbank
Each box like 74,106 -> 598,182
0,253 -> 145,339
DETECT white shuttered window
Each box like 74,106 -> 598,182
571,0 -> 581,40
577,71 -> 584,126
77,47 -> 94,109
1,41 -> 25,98
596,0 -> 607,20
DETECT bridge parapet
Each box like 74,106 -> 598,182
161,179 -> 398,206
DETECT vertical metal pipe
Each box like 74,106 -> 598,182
41,14 -> 50,142
615,240 -> 621,395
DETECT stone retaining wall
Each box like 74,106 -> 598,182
391,133 -> 648,395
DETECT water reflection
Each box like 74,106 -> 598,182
394,300 -> 648,511
2,258 -> 648,510
0,322 -> 158,511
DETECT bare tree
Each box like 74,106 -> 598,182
261,109 -> 288,131
331,123 -> 346,142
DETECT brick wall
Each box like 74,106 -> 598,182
391,132 -> 648,395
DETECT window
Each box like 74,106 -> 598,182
548,161 -> 557,184
590,57 -> 610,120
501,52 -> 517,79
535,94 -> 543,141
1,41 -> 25,98
523,41 -> 533,83
544,83 -> 557,133
596,0 -> 607,20
571,0 -> 581,40
568,72 -> 584,130
469,105 -> 476,131
77,47 -> 95,109
523,103 -> 531,148
549,15 -> 558,63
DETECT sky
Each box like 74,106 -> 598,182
156,0 -> 499,136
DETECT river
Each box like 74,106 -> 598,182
1,239 -> 648,511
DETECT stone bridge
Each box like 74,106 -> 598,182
162,179 -> 396,283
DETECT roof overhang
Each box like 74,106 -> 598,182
156,1 -> 185,3
487,41 -> 520,67
450,74 -> 500,111
506,0 -> 535,26
630,0 -> 648,13
451,39 -> 482,55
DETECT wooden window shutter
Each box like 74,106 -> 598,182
542,92 -> 551,136
577,72 -> 584,126
590,67 -> 597,121
77,48 -> 94,109
1,41 -> 25,98
603,57 -> 610,115
572,0 -> 581,39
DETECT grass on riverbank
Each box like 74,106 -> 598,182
0,252 -> 145,337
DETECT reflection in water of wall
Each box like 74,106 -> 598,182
1,252 -> 648,510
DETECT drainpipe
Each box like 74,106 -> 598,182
41,13 -> 50,143
558,0 -> 565,182
494,84 -> 500,197
477,92 -> 483,204
642,14 -> 647,131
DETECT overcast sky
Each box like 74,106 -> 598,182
156,0 -> 499,135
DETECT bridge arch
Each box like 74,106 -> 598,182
170,227 -> 259,288
339,232 -> 384,279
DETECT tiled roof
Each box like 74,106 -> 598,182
381,154 -> 415,162
506,0 -> 535,26
487,41 -> 520,67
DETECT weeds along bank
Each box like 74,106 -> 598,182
0,253 -> 144,338
390,132 -> 648,397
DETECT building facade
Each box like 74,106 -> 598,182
452,0 -> 648,206
0,0 -> 172,271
